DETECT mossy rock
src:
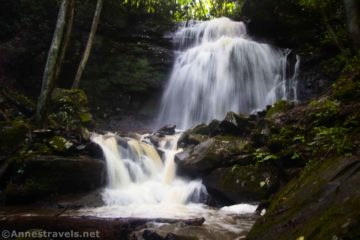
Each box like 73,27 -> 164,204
0,119 -> 29,154
51,88 -> 88,108
48,88 -> 93,129
176,135 -> 253,177
266,100 -> 293,119
247,155 -> 360,240
203,164 -> 280,204
48,136 -> 74,154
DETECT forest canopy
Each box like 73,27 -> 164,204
119,0 -> 243,20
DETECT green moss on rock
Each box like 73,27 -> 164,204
247,155 -> 360,240
48,136 -> 73,153
48,88 -> 93,130
0,119 -> 29,154
266,100 -> 293,119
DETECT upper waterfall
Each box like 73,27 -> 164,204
157,17 -> 298,130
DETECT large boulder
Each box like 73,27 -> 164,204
4,156 -> 105,203
203,165 -> 280,204
247,155 -> 360,240
176,135 -> 253,177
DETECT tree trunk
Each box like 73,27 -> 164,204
344,0 -> 360,50
72,0 -> 103,89
54,0 -> 75,82
35,0 -> 70,126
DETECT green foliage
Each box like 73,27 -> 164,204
321,54 -> 348,76
119,0 -> 243,21
253,149 -> 278,164
333,54 -> 360,101
309,99 -> 340,125
308,127 -> 352,155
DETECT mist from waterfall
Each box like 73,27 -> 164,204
157,17 -> 299,129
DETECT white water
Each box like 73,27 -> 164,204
76,17 -> 305,237
86,132 -> 257,237
91,133 -> 206,206
157,17 -> 299,129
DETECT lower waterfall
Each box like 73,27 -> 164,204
74,132 -> 257,238
90,133 -> 206,206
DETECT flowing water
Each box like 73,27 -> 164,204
157,17 -> 299,129
78,132 -> 257,239
74,17 -> 301,238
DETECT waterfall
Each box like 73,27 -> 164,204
157,17 -> 299,129
91,133 -> 206,206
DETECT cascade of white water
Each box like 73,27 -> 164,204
90,133 -> 206,206
157,17 -> 299,129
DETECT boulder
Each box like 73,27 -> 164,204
247,155 -> 360,240
219,111 -> 253,135
4,156 -> 105,203
203,165 -> 280,204
156,124 -> 176,135
176,135 -> 252,177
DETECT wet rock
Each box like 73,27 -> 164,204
219,111 -> 253,135
157,124 -> 176,135
83,141 -> 104,159
150,134 -> 163,147
54,190 -> 104,209
203,165 -> 280,204
178,132 -> 209,148
176,135 -> 252,177
4,156 -> 105,203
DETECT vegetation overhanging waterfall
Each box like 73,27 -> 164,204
157,17 -> 299,129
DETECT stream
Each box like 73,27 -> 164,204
71,17 -> 298,239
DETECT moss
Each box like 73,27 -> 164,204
333,79 -> 360,102
48,136 -> 73,153
332,53 -> 360,102
48,88 -> 92,129
266,100 -> 293,119
79,112 -> 92,123
221,164 -> 276,200
0,119 -> 29,153
309,98 -> 340,126
32,143 -> 53,155
247,155 -> 360,240
191,124 -> 210,135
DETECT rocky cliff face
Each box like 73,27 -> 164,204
80,13 -> 174,132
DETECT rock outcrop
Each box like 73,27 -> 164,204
4,156 -> 105,203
